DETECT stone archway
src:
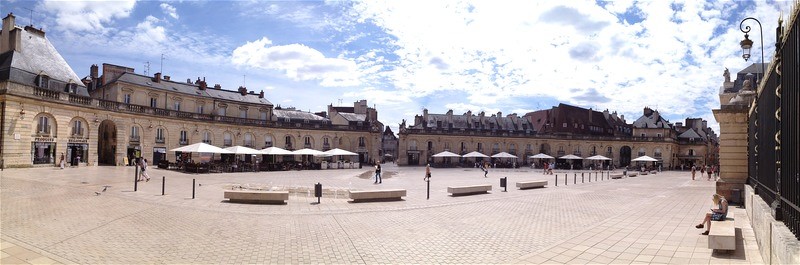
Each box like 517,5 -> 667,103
97,120 -> 117,165
619,146 -> 632,167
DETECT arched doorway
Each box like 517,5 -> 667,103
619,146 -> 632,167
98,120 -> 117,165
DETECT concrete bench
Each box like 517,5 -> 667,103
610,174 -> 624,179
224,190 -> 289,204
650,171 -> 657,174
448,184 -> 492,196
628,172 -> 639,177
516,180 -> 547,190
708,212 -> 736,251
641,171 -> 649,175
348,189 -> 406,202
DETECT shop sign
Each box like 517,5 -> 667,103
68,137 -> 88,143
34,137 -> 54,142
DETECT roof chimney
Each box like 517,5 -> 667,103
213,84 -> 221,89
153,72 -> 161,83
259,90 -> 264,98
163,75 -> 170,81
1,13 -> 22,53
90,64 -> 99,79
199,80 -> 207,90
238,86 -> 247,95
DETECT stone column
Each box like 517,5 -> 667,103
712,104 -> 749,202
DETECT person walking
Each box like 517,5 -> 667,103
59,153 -> 65,169
691,165 -> 696,180
139,158 -> 151,182
482,162 -> 489,178
374,164 -> 382,184
706,165 -> 712,181
424,164 -> 431,181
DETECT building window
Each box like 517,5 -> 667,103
179,130 -> 188,145
130,126 -> 140,142
474,122 -> 480,129
72,120 -> 83,136
641,133 -> 646,138
426,141 -> 433,151
607,146 -> 613,155
244,134 -> 254,147
123,94 -> 131,104
477,143 -> 483,152
260,111 -> 268,120
563,123 -> 567,128
265,135 -> 273,148
492,143 -> 499,154
239,110 -> 247,119
304,136 -> 311,148
174,101 -> 181,111
218,107 -> 227,116
36,74 -> 50,88
461,142 -> 467,153
444,142 -> 451,151
657,133 -> 662,138
638,148 -> 646,156
224,132 -> 232,147
591,146 -> 597,156
156,128 -> 165,143
37,116 -> 50,134
323,137 -> 330,150
150,98 -> 157,108
285,136 -> 293,149
197,105 -> 204,114
203,131 -> 211,144
360,137 -> 367,148
654,148 -> 662,158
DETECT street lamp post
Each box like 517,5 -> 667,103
739,17 -> 766,76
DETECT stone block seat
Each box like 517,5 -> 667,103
641,171 -> 649,175
448,184 -> 492,196
628,172 -> 639,177
610,173 -> 624,179
708,212 -> 736,251
516,180 -> 547,190
650,170 -> 657,174
348,189 -> 406,202
224,190 -> 289,204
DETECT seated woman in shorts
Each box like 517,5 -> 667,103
696,194 -> 728,235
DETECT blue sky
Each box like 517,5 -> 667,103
1,0 -> 793,135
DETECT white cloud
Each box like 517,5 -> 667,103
42,0 -> 135,32
160,3 -> 179,19
231,37 -> 361,87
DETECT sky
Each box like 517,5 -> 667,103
1,0 -> 794,135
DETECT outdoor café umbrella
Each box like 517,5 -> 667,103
586,155 -> 612,170
559,154 -> 583,170
224,146 -> 263,155
170,142 -> 232,154
292,148 -> 326,156
260,147 -> 294,155
530,153 -> 554,159
462,151 -> 489,158
322,148 -> 358,156
491,152 -> 518,158
631,155 -> 658,162
432,151 -> 461,157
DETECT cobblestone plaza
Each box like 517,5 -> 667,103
1,166 -> 763,264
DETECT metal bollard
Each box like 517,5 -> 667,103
582,173 -> 584,183
555,174 -> 558,187
314,183 -> 322,204
192,178 -> 196,199
595,172 -> 597,182
500,177 -> 507,192
161,176 -> 165,195
574,173 -> 576,184
134,166 -> 139,192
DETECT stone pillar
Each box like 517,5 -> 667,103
712,104 -> 749,202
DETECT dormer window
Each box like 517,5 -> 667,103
36,74 -> 50,88
284,117 -> 291,122
65,83 -> 77,93
437,121 -> 442,128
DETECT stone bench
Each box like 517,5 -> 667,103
610,174 -> 624,179
641,171 -> 649,175
708,212 -> 736,251
627,172 -> 639,177
224,190 -> 289,204
650,171 -> 657,174
448,184 -> 492,196
348,189 -> 406,202
516,180 -> 547,190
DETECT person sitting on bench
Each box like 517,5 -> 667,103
696,193 -> 728,235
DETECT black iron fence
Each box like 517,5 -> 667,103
748,10 -> 800,240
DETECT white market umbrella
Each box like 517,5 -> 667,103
323,148 -> 358,156
559,154 -> 583,160
530,153 -> 554,159
224,146 -> 263,155
260,147 -> 293,155
170,143 -> 232,154
292,148 -> 326,156
432,151 -> 461,157
491,152 -> 518,158
462,151 -> 489,158
631,155 -> 658,162
586,155 -> 612,160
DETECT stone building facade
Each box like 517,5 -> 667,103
0,14 -> 382,168
398,104 -> 718,169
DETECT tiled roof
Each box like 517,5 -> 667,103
0,27 -> 88,96
632,111 -> 671,129
114,73 -> 273,105
273,109 -> 328,121
340,113 -> 367,122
